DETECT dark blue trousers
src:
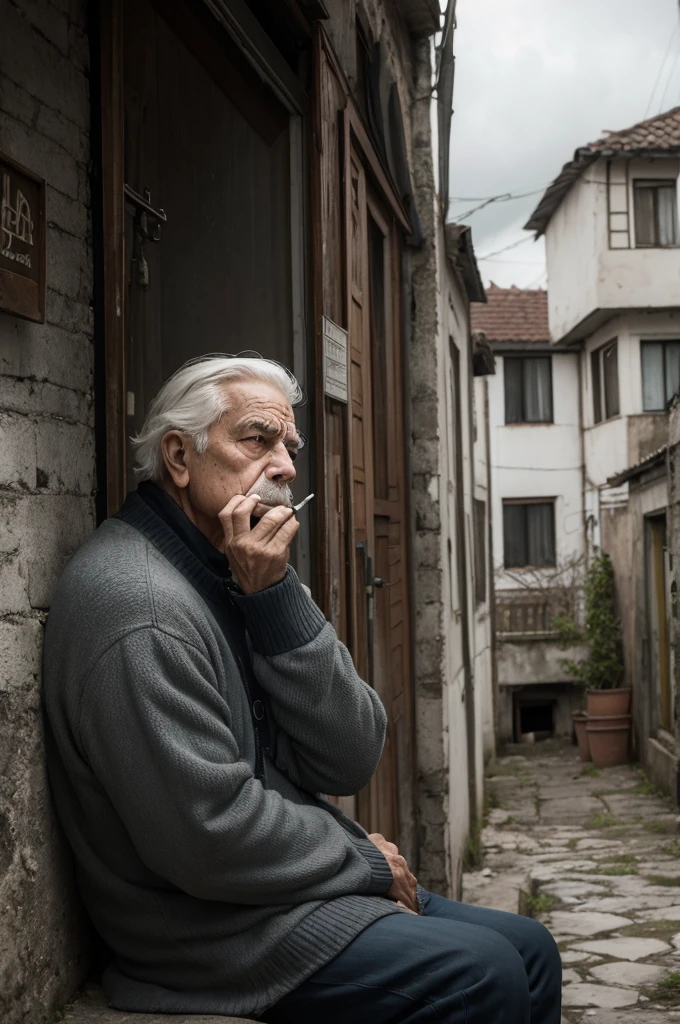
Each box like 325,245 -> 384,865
263,890 -> 562,1023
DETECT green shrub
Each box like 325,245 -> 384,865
555,552 -> 624,690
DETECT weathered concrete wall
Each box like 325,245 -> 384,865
497,640 -> 588,687
0,1 -> 94,1019
410,35 -> 495,896
497,682 -> 583,744
409,34 -> 450,896
546,155 -> 680,342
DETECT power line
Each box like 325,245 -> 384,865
450,182 -> 549,202
658,43 -> 680,113
477,235 -> 535,261
450,185 -> 549,222
645,17 -> 680,118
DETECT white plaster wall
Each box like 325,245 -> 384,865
546,156 -> 680,341
545,159 -> 606,341
489,352 -> 585,589
473,376 -> 495,762
439,252 -> 474,879
445,278 -> 488,824
582,312 -> 680,487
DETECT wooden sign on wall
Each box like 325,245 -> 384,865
0,152 -> 45,323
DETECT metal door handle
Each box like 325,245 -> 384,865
373,576 -> 394,588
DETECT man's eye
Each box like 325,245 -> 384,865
287,449 -> 298,463
244,435 -> 265,445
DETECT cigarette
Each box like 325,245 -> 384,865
293,493 -> 315,513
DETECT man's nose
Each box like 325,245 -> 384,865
265,442 -> 297,483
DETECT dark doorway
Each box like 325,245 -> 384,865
517,700 -> 554,739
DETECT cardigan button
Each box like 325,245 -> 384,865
253,700 -> 265,721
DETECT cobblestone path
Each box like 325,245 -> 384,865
463,740 -> 680,1024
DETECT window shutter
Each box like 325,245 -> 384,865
524,357 -> 552,422
642,342 -> 665,411
504,358 -> 523,424
527,503 -> 556,567
603,343 -> 619,418
591,350 -> 602,423
503,503 -> 527,568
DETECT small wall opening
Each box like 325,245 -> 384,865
515,699 -> 554,742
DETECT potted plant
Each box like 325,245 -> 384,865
555,552 -> 630,767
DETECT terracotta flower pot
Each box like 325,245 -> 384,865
572,712 -> 591,761
585,714 -> 631,768
586,688 -> 631,718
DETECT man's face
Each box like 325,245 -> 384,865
181,378 -> 300,522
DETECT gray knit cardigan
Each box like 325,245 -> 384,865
43,494 -> 401,1018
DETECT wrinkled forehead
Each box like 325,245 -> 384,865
224,380 -> 301,446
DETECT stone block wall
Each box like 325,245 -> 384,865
0,1 -> 95,1020
408,34 -> 450,897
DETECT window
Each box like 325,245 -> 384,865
641,340 -> 680,410
503,501 -> 556,569
504,356 -> 553,424
474,498 -> 487,605
634,180 -> 679,248
591,341 -> 620,423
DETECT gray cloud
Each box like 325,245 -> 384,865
448,0 -> 680,287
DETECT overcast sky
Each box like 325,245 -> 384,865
448,0 -> 680,288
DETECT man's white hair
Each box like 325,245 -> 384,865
131,354 -> 303,482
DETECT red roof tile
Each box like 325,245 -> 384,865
526,105 -> 680,236
470,284 -> 549,343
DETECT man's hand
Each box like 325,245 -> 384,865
368,832 -> 419,914
219,494 -> 300,594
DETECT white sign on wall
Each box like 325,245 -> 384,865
323,315 -> 348,403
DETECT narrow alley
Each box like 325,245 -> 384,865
464,742 -> 680,1024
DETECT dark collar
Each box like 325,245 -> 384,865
114,483 -> 236,606
137,481 -> 230,578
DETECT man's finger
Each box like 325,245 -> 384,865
250,504 -> 296,543
270,515 -> 300,549
220,494 -> 262,539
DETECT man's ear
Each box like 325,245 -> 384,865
161,431 -> 190,488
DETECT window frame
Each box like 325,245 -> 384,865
591,340 -> 620,424
503,354 -> 554,425
633,178 -> 680,249
502,498 -> 557,570
640,338 -> 680,411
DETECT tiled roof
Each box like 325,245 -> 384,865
470,284 -> 549,343
526,105 -> 680,237
606,444 -> 667,487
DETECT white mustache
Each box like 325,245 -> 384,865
247,476 -> 294,508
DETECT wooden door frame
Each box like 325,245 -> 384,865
99,0 -> 127,518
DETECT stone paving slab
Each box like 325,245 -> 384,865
463,740 -> 680,1024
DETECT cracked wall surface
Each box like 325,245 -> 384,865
0,1 -> 94,1020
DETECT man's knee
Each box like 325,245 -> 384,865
516,916 -> 562,977
436,933 -> 531,1024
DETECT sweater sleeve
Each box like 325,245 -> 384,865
230,568 -> 388,797
78,626 -> 393,904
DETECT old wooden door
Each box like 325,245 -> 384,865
119,0 -> 303,485
345,143 -> 414,845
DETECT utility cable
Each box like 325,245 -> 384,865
644,17 -> 680,118
450,185 -> 549,222
477,235 -> 535,261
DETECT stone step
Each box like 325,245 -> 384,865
63,984 -> 258,1023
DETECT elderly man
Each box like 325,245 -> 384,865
44,355 -> 560,1023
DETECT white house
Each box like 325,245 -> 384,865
525,105 -> 680,792
471,286 -> 586,743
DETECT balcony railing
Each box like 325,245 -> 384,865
496,588 -> 578,642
